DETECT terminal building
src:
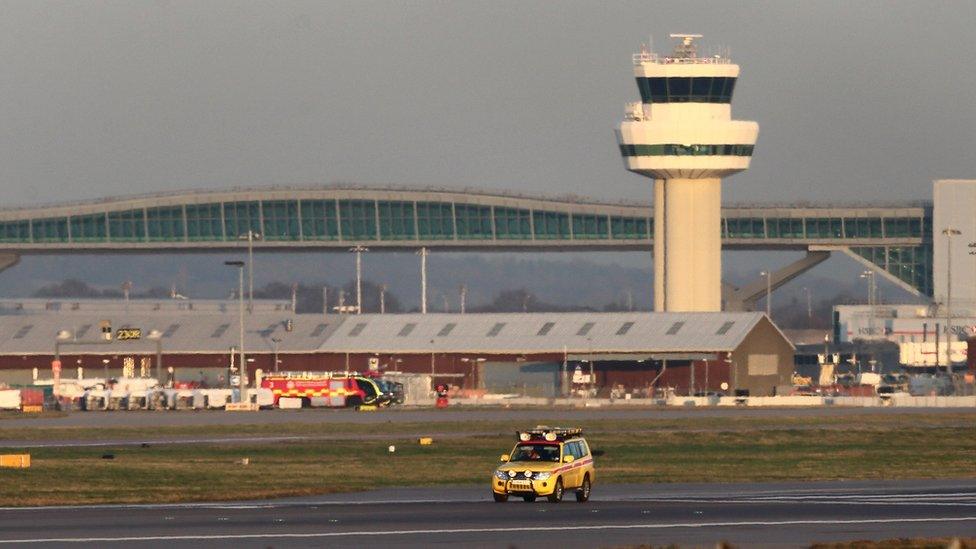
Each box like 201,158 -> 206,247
832,180 -> 976,369
0,300 -> 793,397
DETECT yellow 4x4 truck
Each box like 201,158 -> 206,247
491,427 -> 595,503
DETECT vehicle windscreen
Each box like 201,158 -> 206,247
509,443 -> 560,463
355,379 -> 377,398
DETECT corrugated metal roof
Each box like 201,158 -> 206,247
317,312 -> 769,354
0,311 -> 779,356
0,313 -> 339,355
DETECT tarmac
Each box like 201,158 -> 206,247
3,404 -> 975,429
0,479 -> 973,547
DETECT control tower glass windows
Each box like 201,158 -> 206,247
619,144 -> 753,157
636,77 -> 736,103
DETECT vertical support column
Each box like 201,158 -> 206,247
653,179 -> 666,312
661,178 -> 722,311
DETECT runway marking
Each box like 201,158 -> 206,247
0,491 -> 974,512
1,516 -> 975,544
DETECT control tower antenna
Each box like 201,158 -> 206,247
616,33 -> 759,312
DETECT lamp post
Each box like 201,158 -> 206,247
225,260 -> 247,402
759,270 -> 771,318
271,336 -> 282,372
54,330 -> 72,398
239,230 -> 262,314
147,329 -> 163,383
860,270 -> 877,337
943,228 -> 961,374
802,287 -> 812,327
417,247 -> 428,314
349,245 -> 368,314
379,284 -> 387,314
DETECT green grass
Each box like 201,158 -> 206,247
0,413 -> 973,506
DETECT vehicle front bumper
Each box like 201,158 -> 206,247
491,477 -> 557,496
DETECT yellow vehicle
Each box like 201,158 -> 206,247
491,427 -> 595,503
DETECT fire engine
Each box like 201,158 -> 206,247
260,371 -> 400,408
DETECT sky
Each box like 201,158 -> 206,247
0,1 -> 969,305
2,0 -> 975,208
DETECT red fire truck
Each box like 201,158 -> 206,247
261,372 -> 389,408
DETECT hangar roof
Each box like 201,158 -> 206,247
0,310 -> 784,356
317,312 -> 774,353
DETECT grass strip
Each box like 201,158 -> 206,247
1,423 -> 973,506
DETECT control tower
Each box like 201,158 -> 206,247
616,34 -> 758,312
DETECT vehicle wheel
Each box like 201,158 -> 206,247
493,493 -> 508,503
547,478 -> 563,503
346,396 -> 362,408
522,495 -> 537,502
575,475 -> 591,502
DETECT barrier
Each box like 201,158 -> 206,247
0,454 -> 30,468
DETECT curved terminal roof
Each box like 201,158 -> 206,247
0,185 -> 933,295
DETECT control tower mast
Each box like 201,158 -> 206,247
616,34 -> 759,312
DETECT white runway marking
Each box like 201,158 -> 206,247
0,490 -> 974,512
0,516 -> 974,544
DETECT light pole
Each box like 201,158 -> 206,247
417,247 -> 428,314
271,336 -> 282,372
459,284 -> 467,314
147,329 -> 163,383
943,228 -> 961,374
860,270 -> 877,337
349,245 -> 368,314
225,260 -> 247,402
54,330 -> 72,398
379,284 -> 387,314
239,230 -> 262,313
759,270 -> 771,318
801,287 -> 812,327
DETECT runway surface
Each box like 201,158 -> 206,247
4,405 -> 974,429
1,479 -> 974,548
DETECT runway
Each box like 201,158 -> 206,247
4,405 -> 973,429
1,480 -> 973,548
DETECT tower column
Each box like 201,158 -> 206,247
658,178 -> 722,311
653,179 -> 666,311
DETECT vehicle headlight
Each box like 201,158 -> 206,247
533,472 -> 552,481
524,471 -> 533,479
494,470 -> 509,480
508,470 -> 517,478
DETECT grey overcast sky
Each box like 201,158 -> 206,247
2,0 -> 975,208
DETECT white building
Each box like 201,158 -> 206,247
616,34 -> 759,312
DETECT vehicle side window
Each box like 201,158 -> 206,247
565,442 -> 580,459
578,440 -> 589,457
